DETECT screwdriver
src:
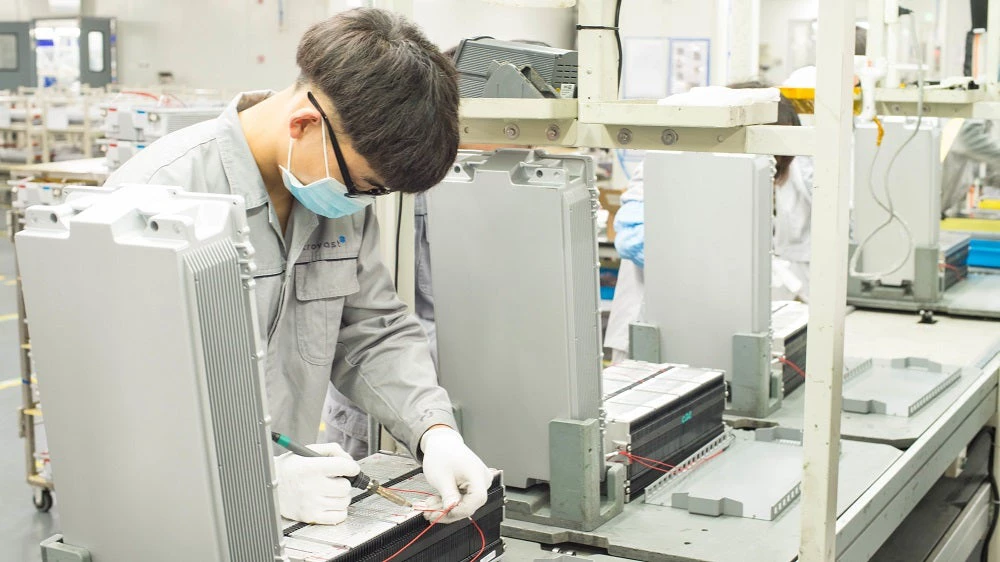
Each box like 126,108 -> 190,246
270,431 -> 413,508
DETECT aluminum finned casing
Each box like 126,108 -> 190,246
16,184 -> 283,562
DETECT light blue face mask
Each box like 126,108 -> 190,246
278,124 -> 374,219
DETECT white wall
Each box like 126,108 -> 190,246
411,0 -> 576,50
1,0 -> 81,20
12,0 -> 972,92
760,0 -> 951,84
86,0 -> 340,92
618,0 -> 724,93
75,0 -> 575,93
0,1 -> 31,20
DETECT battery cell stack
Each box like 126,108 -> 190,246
280,453 -> 504,562
603,361 -> 726,502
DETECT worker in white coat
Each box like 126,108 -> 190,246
105,9 -> 490,527
604,163 -> 645,363
605,88 -> 812,360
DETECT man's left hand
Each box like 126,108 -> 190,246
419,426 -> 492,523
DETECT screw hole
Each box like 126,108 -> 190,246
454,166 -> 461,173
536,170 -> 544,178
150,221 -> 159,232
684,542 -> 691,545
48,213 -> 57,224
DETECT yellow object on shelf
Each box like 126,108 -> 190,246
979,199 -> 1000,211
780,87 -> 863,115
941,218 -> 1000,233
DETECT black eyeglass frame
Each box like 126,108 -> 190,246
306,91 -> 392,198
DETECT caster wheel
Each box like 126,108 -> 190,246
33,489 -> 53,512
918,310 -> 936,324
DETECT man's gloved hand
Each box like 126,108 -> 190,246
274,442 -> 360,525
419,426 -> 493,524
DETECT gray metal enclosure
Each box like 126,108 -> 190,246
427,149 -> 603,488
16,186 -> 282,562
0,21 -> 36,90
852,118 -> 940,287
643,152 -> 774,415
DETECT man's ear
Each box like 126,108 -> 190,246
288,107 -> 322,140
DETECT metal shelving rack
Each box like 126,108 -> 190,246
7,185 -> 56,512
447,3 -> 843,557
442,1 -> 1000,561
0,93 -> 47,170
7,172 -> 106,513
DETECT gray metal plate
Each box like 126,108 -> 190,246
760,364 -> 982,448
841,358 -> 962,417
644,434 -> 802,521
502,434 -> 901,562
941,273 -> 1000,318
844,310 -> 1000,366
750,311 -> 1000,447
849,273 -> 1000,320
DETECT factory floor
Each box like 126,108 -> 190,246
0,211 -> 55,562
0,205 -> 990,562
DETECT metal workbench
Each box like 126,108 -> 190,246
497,310 -> 1000,562
6,158 -> 109,184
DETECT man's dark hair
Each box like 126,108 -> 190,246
297,9 -> 459,193
729,80 -> 801,185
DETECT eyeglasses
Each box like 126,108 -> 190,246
307,91 -> 392,198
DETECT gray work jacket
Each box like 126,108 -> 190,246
104,91 -> 457,457
942,119 -> 1000,216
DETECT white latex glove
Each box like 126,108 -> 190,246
274,442 -> 360,525
419,426 -> 493,524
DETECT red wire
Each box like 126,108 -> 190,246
627,455 -> 674,474
120,90 -> 161,101
940,263 -> 966,279
161,93 -> 188,107
779,356 -> 807,378
623,452 -> 675,469
623,449 -> 726,476
382,505 -> 454,562
469,517 -> 487,562
380,503 -> 489,562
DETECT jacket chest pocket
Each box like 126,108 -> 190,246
294,259 -> 360,365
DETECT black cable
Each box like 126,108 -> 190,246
983,427 -> 999,562
394,194 -> 403,291
614,0 -> 623,84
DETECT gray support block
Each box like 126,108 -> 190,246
913,246 -> 942,302
628,323 -> 660,363
41,536 -> 91,562
549,419 -> 609,527
848,244 -> 941,304
506,419 -> 625,532
729,333 -> 779,418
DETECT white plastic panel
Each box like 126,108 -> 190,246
853,117 -> 941,286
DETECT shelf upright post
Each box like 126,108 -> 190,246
799,1 -> 855,560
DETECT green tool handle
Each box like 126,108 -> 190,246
271,431 -> 371,490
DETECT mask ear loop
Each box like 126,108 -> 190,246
320,117 -> 331,179
286,137 -> 294,171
